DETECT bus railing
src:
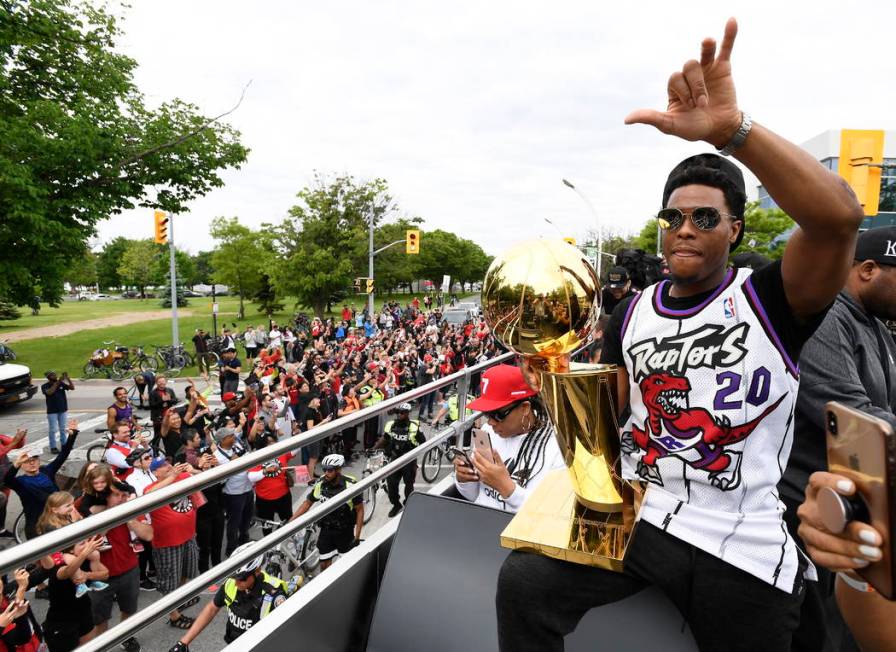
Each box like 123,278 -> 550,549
0,351 -> 512,576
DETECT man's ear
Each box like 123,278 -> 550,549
730,219 -> 743,245
858,260 -> 878,282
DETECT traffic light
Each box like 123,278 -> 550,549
154,210 -> 169,244
838,129 -> 885,216
353,277 -> 363,293
563,237 -> 577,246
406,229 -> 420,255
366,278 -> 375,294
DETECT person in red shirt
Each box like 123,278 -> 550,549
144,460 -> 200,631
0,428 -> 26,539
248,436 -> 296,535
92,487 -> 154,652
341,305 -> 352,322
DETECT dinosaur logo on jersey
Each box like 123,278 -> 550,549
621,372 -> 785,490
628,323 -> 749,381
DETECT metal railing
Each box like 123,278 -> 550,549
0,352 -> 513,649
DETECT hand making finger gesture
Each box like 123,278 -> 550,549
625,17 -> 742,148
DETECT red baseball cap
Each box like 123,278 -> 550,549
466,364 -> 538,412
222,392 -> 237,402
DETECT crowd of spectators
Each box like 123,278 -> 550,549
0,296 -> 496,651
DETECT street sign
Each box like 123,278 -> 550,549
212,303 -> 219,314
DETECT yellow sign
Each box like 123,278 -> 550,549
406,229 -> 420,255
154,210 -> 169,244
838,130 -> 885,216
366,278 -> 375,294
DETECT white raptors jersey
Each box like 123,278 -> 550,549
620,267 -> 814,591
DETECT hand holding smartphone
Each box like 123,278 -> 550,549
822,401 -> 896,599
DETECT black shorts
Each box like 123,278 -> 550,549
317,527 -> 354,560
92,566 -> 140,624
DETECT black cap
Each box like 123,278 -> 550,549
855,226 -> 896,267
605,266 -> 630,289
662,153 -> 747,251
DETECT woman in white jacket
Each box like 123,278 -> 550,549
453,364 -> 565,513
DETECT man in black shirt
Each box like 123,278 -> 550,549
778,226 -> 896,651
41,371 -> 74,453
148,375 -> 177,449
600,266 -> 636,316
497,19 -> 865,652
218,348 -> 242,395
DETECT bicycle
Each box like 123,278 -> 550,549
111,345 -> 159,379
250,517 -> 320,583
361,449 -> 386,524
151,345 -> 186,376
85,423 -> 153,463
83,341 -> 128,378
420,438 -> 452,483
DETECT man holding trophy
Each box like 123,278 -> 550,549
491,18 -> 865,652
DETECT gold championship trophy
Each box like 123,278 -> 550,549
482,239 -> 635,570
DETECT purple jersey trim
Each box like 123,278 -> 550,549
619,292 -> 643,342
653,267 -> 736,317
743,276 -> 800,378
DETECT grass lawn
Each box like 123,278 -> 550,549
6,293 -> 419,378
0,297 -> 178,333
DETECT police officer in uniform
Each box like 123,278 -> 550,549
290,454 -> 364,570
375,402 -> 425,517
168,543 -> 292,651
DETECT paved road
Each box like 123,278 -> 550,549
0,378 -> 453,652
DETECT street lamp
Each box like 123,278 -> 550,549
562,178 -> 603,277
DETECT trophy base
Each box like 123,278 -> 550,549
499,468 -> 633,572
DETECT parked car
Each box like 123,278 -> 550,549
183,290 -> 203,297
0,344 -> 36,406
442,308 -> 476,326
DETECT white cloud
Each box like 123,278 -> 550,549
96,0 -> 896,256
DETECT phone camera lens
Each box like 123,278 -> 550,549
827,411 -> 838,435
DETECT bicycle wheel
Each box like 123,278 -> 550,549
421,447 -> 442,483
83,361 -> 102,379
362,470 -> 377,524
198,351 -> 219,371
86,443 -> 108,463
13,513 -> 26,544
110,358 -> 130,380
139,356 -> 158,372
301,525 -> 320,574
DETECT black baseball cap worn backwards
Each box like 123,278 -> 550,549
662,153 -> 748,251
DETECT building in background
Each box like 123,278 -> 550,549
758,129 -> 896,230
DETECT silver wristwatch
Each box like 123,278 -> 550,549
717,112 -> 752,156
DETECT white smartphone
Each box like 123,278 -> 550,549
472,428 -> 494,461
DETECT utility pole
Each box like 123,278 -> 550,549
368,212 -> 375,318
168,215 -> 179,348
562,179 -> 603,278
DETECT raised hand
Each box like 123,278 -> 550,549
624,18 -> 742,148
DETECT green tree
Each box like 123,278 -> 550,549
210,217 -> 263,320
454,239 -> 492,291
0,0 -> 248,309
117,240 -> 162,298
96,237 -> 134,290
191,250 -> 214,286
631,219 -> 661,256
0,301 -> 21,321
268,174 -> 395,317
254,274 -> 284,317
159,278 -> 188,308
65,248 -> 98,291
370,218 -> 423,293
735,202 -> 796,260
153,248 -> 196,289
416,230 -> 465,291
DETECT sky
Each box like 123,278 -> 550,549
94,0 -> 896,256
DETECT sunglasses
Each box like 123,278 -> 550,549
656,207 -> 737,232
483,400 -> 526,422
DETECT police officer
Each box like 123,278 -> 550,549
290,454 -> 363,570
375,402 -> 425,517
168,543 -> 292,651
